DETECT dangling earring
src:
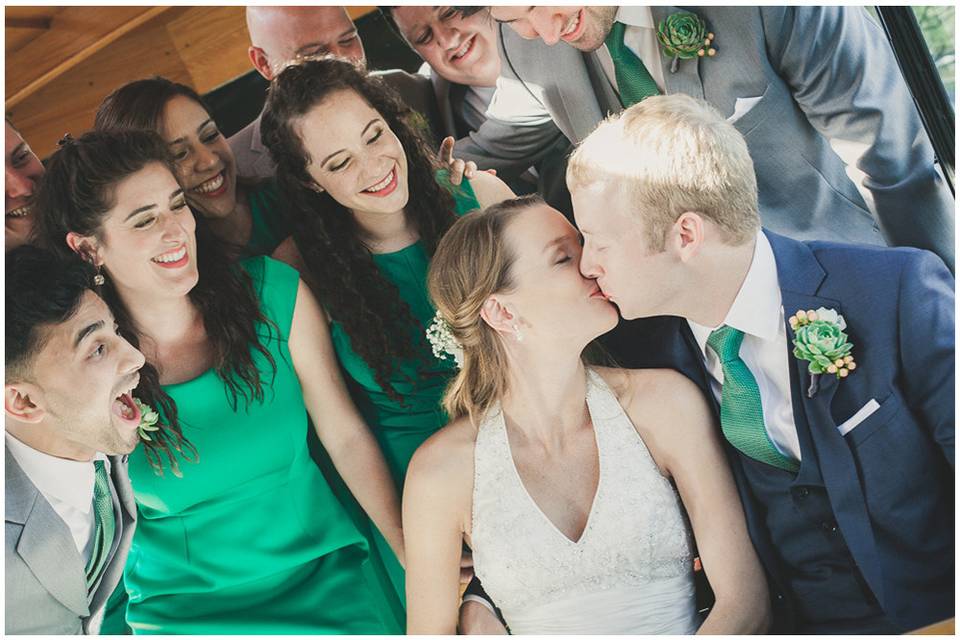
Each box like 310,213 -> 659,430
512,322 -> 524,343
93,265 -> 105,287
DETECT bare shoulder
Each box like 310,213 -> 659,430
406,416 -> 478,497
271,236 -> 303,271
592,366 -> 633,402
618,368 -> 713,435
466,171 -> 516,209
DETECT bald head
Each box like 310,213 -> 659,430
246,6 -> 365,80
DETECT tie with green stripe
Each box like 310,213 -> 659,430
85,460 -> 117,591
604,21 -> 661,107
707,326 -> 800,473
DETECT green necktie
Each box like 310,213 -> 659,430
85,460 -> 117,591
604,21 -> 661,108
707,326 -> 800,473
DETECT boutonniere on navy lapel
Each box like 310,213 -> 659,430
657,11 -> 716,73
789,307 -> 857,398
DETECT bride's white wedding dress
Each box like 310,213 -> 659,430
471,369 -> 700,634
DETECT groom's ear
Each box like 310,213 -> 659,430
672,212 -> 705,262
479,296 -> 515,337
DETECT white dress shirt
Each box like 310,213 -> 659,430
5,433 -> 109,562
597,6 -> 667,96
687,232 -> 802,462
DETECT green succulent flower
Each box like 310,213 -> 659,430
792,320 -> 854,375
134,397 -> 160,442
657,12 -> 708,60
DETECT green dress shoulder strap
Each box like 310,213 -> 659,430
435,168 -> 481,216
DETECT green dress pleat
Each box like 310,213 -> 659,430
117,257 -> 400,634
327,171 -> 481,604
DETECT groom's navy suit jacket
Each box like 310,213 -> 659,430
603,230 -> 955,632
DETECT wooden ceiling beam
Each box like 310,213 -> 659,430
6,16 -> 52,30
6,6 -> 171,110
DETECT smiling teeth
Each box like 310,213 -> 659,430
153,246 -> 186,263
365,170 -> 394,193
6,204 -> 31,218
561,11 -> 581,36
193,173 -> 224,194
453,37 -> 472,59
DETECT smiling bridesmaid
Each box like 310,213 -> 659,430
94,77 -> 289,257
35,129 -> 404,633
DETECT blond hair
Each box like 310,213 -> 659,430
567,94 -> 760,250
427,196 -> 541,424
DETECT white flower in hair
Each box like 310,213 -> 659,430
426,310 -> 464,368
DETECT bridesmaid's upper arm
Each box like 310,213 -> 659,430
467,171 -> 516,209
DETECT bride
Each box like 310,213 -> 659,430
404,196 -> 770,634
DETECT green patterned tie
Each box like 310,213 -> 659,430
604,21 -> 661,107
85,460 -> 117,591
707,326 -> 800,473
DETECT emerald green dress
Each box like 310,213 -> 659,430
244,180 -> 290,257
327,174 -> 481,603
119,257 -> 400,634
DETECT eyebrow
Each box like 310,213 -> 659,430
320,118 -> 381,167
124,188 -> 184,221
167,119 -> 214,146
542,235 -> 571,254
75,319 -> 104,348
495,6 -> 533,23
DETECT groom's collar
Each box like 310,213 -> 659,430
615,6 -> 655,29
688,230 -> 782,348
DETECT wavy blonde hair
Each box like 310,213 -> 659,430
427,196 -> 543,424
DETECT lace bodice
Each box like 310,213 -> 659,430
471,369 -> 698,634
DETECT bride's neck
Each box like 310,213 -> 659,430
500,350 -> 589,447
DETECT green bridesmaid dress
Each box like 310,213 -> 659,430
244,179 -> 291,257
120,256 -> 400,634
327,172 -> 481,602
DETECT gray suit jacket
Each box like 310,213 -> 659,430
229,68 -> 443,180
5,447 -> 136,635
456,6 -> 955,270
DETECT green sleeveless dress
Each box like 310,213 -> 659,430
244,180 -> 290,257
327,173 -> 481,605
119,257 -> 401,634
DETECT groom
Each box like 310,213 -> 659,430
566,95 -> 954,633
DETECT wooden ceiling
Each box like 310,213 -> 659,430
5,6 -> 375,158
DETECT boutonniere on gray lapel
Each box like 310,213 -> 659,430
789,307 -> 857,398
657,11 -> 716,73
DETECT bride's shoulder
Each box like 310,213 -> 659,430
592,366 -> 700,406
406,416 -> 478,492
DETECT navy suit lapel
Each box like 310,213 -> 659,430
650,6 -> 706,99
770,230 -> 886,608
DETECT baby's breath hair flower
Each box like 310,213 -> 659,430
426,310 -> 463,369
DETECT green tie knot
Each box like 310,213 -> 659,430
707,325 -> 745,363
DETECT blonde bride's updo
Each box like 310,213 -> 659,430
427,195 -> 542,424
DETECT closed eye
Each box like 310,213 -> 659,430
366,129 -> 384,145
134,215 -> 157,229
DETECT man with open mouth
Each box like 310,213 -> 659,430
5,246 -> 145,634
5,119 -> 44,252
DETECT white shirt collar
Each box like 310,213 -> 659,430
689,231 -> 783,351
615,6 -> 655,29
5,433 -> 105,515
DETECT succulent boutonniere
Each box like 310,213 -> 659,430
789,307 -> 857,398
657,12 -> 716,73
134,397 -> 160,441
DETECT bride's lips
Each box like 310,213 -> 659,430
362,166 -> 399,198
589,285 -> 609,300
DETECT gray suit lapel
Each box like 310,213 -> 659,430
6,449 -> 89,617
650,6 -> 706,99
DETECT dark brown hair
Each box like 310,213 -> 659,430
261,56 -> 458,400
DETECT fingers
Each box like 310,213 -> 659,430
485,168 -> 497,176
438,136 -> 455,164
449,158 -> 466,185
